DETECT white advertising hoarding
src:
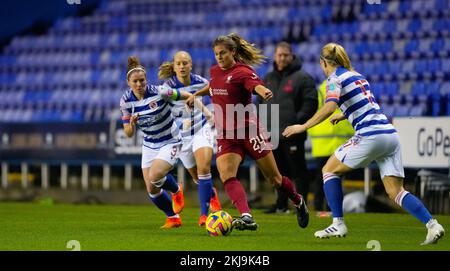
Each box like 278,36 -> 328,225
394,117 -> 450,168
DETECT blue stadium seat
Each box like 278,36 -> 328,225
428,59 -> 441,76
0,0 -> 448,123
256,64 -> 269,78
440,82 -> 450,94
428,82 -> 441,95
386,82 -> 399,97
381,104 -> 395,119
416,93 -> 429,112
430,92 -> 442,116
405,39 -> 419,55
408,19 -> 422,33
383,20 -> 397,36
388,61 -> 402,76
412,81 -> 426,96
398,1 -> 411,14
409,103 -> 427,116
394,105 -> 410,117
414,60 -> 427,74
446,93 -> 450,116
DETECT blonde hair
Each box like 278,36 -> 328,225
126,56 -> 146,80
213,33 -> 267,66
158,61 -> 175,79
158,51 -> 193,79
320,43 -> 353,71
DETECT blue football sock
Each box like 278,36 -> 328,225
198,173 -> 213,216
396,191 -> 432,224
323,173 -> 344,218
149,190 -> 175,217
160,173 -> 179,193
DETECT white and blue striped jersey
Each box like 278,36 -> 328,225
163,73 -> 209,137
120,84 -> 182,149
325,67 -> 396,136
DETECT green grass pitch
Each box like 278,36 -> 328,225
0,202 -> 448,251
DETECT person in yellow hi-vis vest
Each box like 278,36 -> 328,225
307,80 -> 354,211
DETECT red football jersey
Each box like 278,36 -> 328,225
209,63 -> 263,133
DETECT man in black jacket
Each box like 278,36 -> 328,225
260,41 -> 317,214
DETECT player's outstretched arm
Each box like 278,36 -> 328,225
283,101 -> 338,137
186,83 -> 210,107
159,87 -> 198,101
193,83 -> 210,97
254,85 -> 273,101
178,90 -> 194,100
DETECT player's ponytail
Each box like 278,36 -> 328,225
158,61 -> 175,79
320,43 -> 353,71
126,56 -> 146,80
213,33 -> 267,67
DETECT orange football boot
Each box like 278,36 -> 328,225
160,216 -> 182,229
198,215 -> 207,227
172,184 -> 184,214
210,187 -> 222,212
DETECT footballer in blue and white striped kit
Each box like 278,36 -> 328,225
159,51 -> 222,227
283,43 -> 444,245
163,70 -> 212,148
120,56 -> 195,229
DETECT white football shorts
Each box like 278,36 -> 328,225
334,132 -> 405,179
179,123 -> 214,169
141,142 -> 182,169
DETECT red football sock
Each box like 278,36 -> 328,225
223,177 -> 251,215
279,176 -> 302,205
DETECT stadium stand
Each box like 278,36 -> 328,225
0,0 -> 449,123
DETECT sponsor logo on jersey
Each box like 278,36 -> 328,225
211,88 -> 228,95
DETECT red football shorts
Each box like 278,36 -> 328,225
216,130 -> 272,161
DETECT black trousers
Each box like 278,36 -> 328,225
272,140 -> 309,209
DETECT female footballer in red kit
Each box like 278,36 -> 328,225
188,33 -> 309,231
